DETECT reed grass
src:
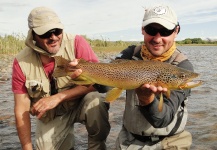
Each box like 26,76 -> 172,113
0,33 -> 26,55
0,34 -> 139,55
1,34 -> 217,55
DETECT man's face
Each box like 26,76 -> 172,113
142,23 -> 179,56
33,29 -> 63,54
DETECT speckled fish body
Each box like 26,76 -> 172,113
53,56 -> 202,111
74,59 -> 200,90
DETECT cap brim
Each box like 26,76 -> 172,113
142,18 -> 176,30
33,23 -> 64,35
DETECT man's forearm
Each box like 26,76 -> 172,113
14,94 -> 33,150
56,85 -> 96,102
15,108 -> 33,150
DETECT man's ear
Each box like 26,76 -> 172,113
176,22 -> 180,34
32,30 -> 36,41
141,27 -> 145,35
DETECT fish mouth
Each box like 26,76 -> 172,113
178,80 -> 203,89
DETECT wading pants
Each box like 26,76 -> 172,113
116,126 -> 192,150
35,92 -> 110,150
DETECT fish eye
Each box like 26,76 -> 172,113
180,73 -> 186,79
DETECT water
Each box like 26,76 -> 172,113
178,46 -> 217,149
0,46 -> 217,149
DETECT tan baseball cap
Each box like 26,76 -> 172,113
28,7 -> 64,35
142,5 -> 178,30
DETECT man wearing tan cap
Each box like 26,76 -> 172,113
114,5 -> 193,149
12,7 -> 110,150
69,4 -> 193,149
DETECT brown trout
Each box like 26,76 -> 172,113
53,56 -> 202,111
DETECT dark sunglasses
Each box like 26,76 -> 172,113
144,25 -> 176,37
38,28 -> 63,39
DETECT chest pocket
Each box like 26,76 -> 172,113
25,79 -> 49,99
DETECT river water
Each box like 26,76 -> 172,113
0,46 -> 216,149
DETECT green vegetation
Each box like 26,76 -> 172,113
176,38 -> 217,45
0,33 -> 25,54
0,34 -> 216,55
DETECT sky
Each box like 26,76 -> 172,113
0,0 -> 217,41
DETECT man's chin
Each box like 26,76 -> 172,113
150,49 -> 163,56
47,46 -> 60,54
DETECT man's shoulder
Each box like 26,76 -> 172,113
16,47 -> 34,61
63,32 -> 77,41
168,49 -> 188,65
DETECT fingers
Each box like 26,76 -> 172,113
140,84 -> 167,93
68,59 -> 82,79
70,69 -> 82,79
31,100 -> 48,119
69,59 -> 79,65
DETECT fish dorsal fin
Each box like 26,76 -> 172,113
110,59 -> 130,64
78,58 -> 88,63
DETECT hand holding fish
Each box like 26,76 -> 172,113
68,59 -> 83,79
53,56 -> 202,112
136,84 -> 167,106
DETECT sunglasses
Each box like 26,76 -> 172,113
144,25 -> 176,37
38,28 -> 63,39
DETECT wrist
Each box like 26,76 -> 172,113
138,94 -> 155,106
22,143 -> 33,150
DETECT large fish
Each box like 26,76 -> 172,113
53,56 -> 202,111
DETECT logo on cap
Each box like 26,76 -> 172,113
153,6 -> 166,15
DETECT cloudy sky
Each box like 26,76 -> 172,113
0,0 -> 217,41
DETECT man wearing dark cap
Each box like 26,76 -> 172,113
12,7 -> 110,150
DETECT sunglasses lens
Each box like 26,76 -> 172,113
144,26 -> 175,37
160,29 -> 174,36
144,26 -> 157,36
39,29 -> 63,39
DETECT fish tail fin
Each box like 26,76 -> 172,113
53,56 -> 71,77
54,56 -> 71,66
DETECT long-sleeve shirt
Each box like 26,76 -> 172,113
116,45 -> 193,128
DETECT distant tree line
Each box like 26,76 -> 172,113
176,38 -> 217,44
1,34 -> 217,55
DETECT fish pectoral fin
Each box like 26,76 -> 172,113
165,90 -> 171,99
158,92 -> 164,112
105,88 -> 123,102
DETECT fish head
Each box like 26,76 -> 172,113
162,67 -> 202,90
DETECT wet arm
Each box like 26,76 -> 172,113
14,93 -> 33,150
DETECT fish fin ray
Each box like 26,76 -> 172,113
70,76 -> 94,85
158,92 -> 164,112
53,56 -> 71,77
165,90 -> 171,99
106,88 -> 123,102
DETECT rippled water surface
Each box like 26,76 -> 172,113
0,46 -> 217,149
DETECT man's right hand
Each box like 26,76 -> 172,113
68,59 -> 82,79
